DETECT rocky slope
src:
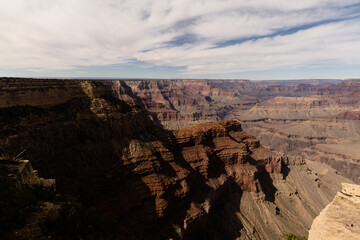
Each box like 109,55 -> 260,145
0,78 -> 350,239
308,183 -> 360,240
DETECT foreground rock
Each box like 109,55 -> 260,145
308,183 -> 360,240
0,159 -> 57,239
0,158 -> 55,189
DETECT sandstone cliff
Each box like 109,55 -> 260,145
308,183 -> 360,240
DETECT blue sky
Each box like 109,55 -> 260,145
1,0 -> 360,80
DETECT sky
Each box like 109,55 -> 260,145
1,0 -> 360,80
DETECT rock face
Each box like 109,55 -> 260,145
0,78 -> 349,239
308,183 -> 360,240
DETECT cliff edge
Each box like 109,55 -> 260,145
308,183 -> 360,240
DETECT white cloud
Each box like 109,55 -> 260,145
0,0 -> 359,75
136,19 -> 360,74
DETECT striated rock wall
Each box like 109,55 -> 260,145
308,183 -> 360,240
238,96 -> 355,122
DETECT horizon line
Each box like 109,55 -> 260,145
1,76 -> 347,82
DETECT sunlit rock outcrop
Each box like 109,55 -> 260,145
309,183 -> 360,240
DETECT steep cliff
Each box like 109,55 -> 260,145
0,78 -> 349,239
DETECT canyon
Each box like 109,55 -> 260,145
108,79 -> 360,184
0,78 -> 354,239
